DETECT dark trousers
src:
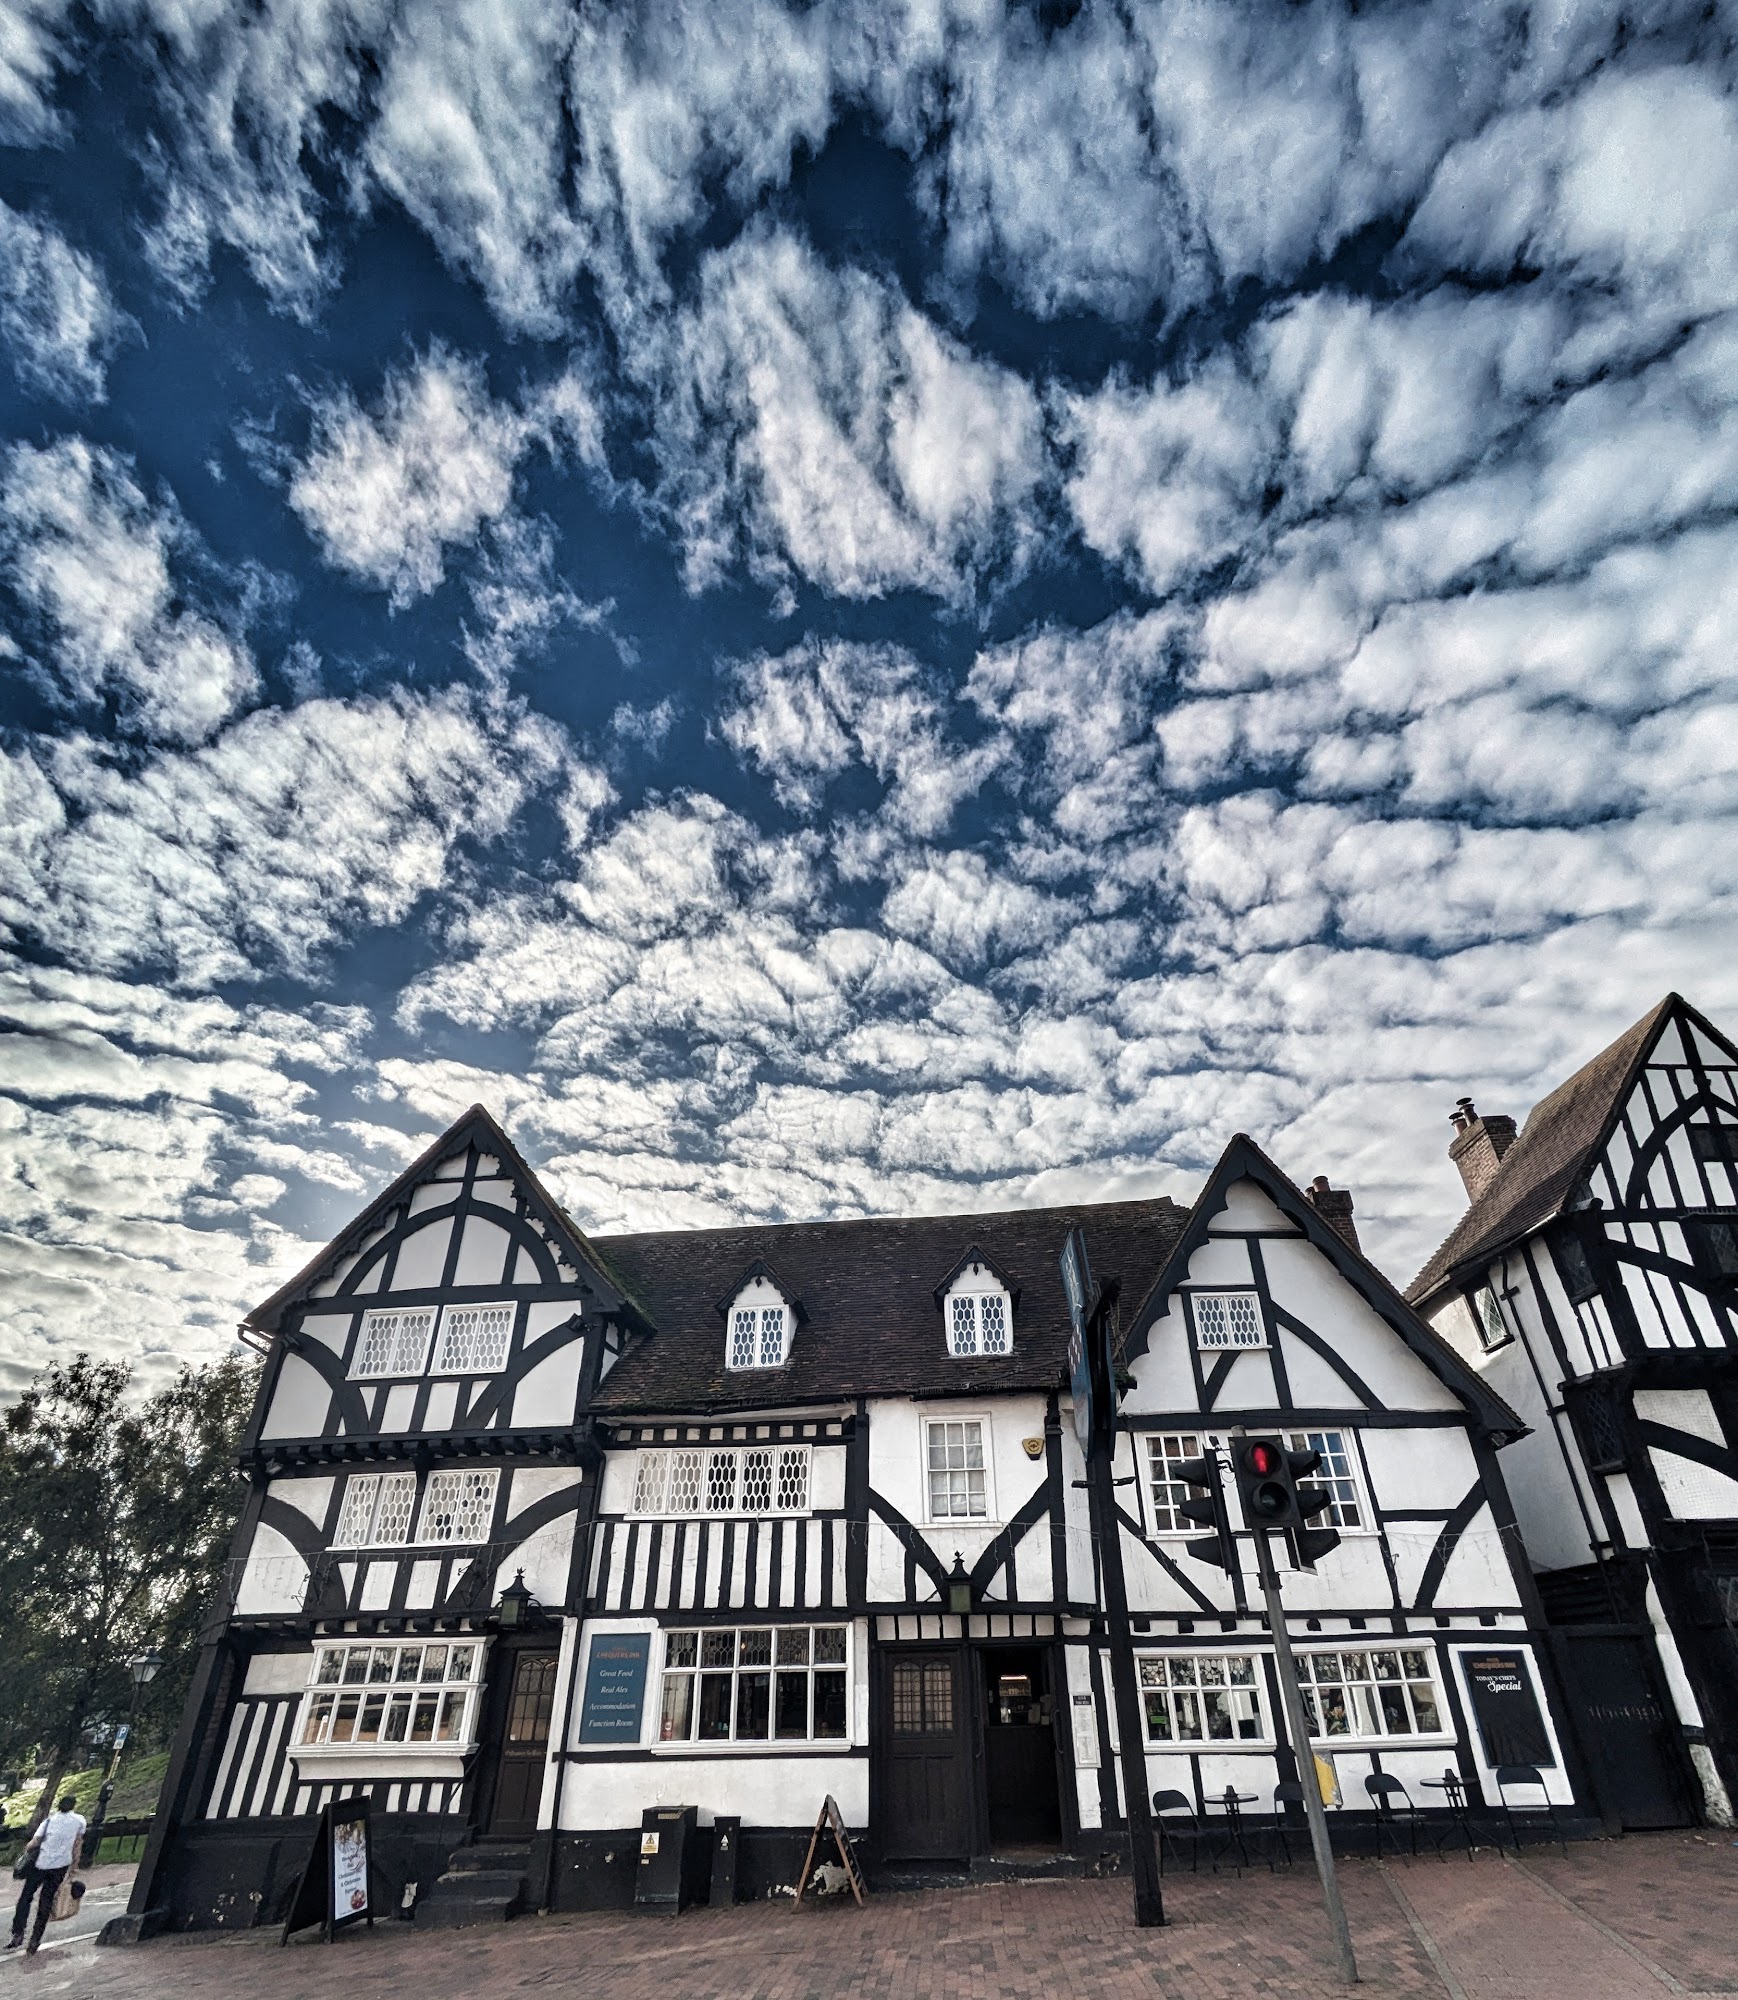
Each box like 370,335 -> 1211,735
11,1864 -> 67,1950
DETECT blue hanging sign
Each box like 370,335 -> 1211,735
1060,1226 -> 1095,1455
579,1631 -> 652,1743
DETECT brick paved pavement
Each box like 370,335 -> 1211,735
3,1833 -> 1734,1999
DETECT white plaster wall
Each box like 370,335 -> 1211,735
1260,1236 -> 1459,1410
1358,1427 -> 1475,1515
233,1522 -> 307,1614
391,1216 -> 451,1290
867,1395 -> 1047,1567
512,1344 -> 583,1428
301,1312 -> 351,1355
1650,1450 -> 1738,1519
494,1517 -> 575,1605
260,1353 -> 330,1441
455,1214 -> 511,1287
243,1650 -> 312,1696
526,1298 -> 583,1340
1184,1237 -> 1255,1285
505,1466 -> 584,1521
1123,1308 -> 1195,1415
810,1445 -> 847,1512
409,1182 -> 458,1214
269,1475 -> 333,1527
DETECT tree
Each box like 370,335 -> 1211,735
0,1351 -> 258,1827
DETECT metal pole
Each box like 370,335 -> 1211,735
1254,1528 -> 1357,1984
1086,1433 -> 1165,1927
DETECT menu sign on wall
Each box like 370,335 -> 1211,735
579,1631 -> 652,1743
1463,1650 -> 1554,1768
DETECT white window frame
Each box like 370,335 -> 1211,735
332,1470 -> 418,1548
414,1466 -> 500,1545
1137,1651 -> 1269,1746
944,1266 -> 1013,1358
1281,1428 -> 1370,1533
1473,1284 -> 1511,1353
349,1307 -> 437,1381
629,1445 -> 811,1518
656,1623 -> 850,1749
1143,1432 -> 1205,1536
295,1639 -> 484,1756
924,1415 -> 995,1524
1188,1291 -> 1267,1351
1296,1643 -> 1451,1745
725,1297 -> 791,1371
431,1301 -> 516,1375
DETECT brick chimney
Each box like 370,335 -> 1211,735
1304,1175 -> 1360,1252
1447,1097 -> 1518,1202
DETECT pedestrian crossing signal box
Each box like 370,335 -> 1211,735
635,1804 -> 704,1912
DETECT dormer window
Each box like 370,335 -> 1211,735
720,1267 -> 798,1371
940,1256 -> 1014,1358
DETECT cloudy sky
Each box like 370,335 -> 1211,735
2,0 -> 1735,1394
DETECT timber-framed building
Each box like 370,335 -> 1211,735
128,1103 -> 1597,1932
1409,993 -> 1738,1832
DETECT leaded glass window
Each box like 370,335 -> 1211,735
416,1467 -> 498,1544
1192,1293 -> 1265,1349
351,1309 -> 435,1379
434,1303 -> 514,1373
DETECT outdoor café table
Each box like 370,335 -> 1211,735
1420,1773 -> 1476,1858
1205,1787 -> 1258,1871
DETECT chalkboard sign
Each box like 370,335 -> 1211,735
579,1631 -> 652,1743
280,1799 -> 372,1945
1464,1650 -> 1554,1768
793,1795 -> 866,1907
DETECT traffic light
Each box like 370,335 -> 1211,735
1175,1450 -> 1235,1572
1230,1437 -> 1341,1568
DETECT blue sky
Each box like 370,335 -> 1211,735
2,0 -> 1736,1392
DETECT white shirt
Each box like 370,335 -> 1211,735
34,1811 -> 85,1871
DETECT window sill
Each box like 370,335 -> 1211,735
290,1746 -> 474,1781
625,1511 -> 813,1523
648,1739 -> 855,1755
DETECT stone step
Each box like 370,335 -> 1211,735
446,1845 -> 531,1876
415,1891 -> 519,1930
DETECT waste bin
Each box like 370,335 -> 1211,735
634,1805 -> 702,1912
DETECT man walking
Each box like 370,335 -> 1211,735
8,1793 -> 85,1955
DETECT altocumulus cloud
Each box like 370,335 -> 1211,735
0,0 -> 1735,1393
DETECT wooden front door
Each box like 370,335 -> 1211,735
877,1649 -> 972,1860
1557,1631 -> 1693,1829
485,1646 -> 559,1838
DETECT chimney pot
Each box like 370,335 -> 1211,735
1447,1098 -> 1518,1202
1303,1175 -> 1360,1252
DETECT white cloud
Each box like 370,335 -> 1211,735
0,437 -> 258,740
0,689 -> 582,984
289,348 -> 526,605
0,201 -> 128,402
649,229 -> 1045,600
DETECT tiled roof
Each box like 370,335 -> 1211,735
589,1196 -> 1194,1414
1406,996 -> 1677,1306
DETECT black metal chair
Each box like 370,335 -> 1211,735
1260,1779 -> 1308,1870
1495,1765 -> 1568,1858
1151,1789 -> 1207,1875
1364,1772 -> 1424,1859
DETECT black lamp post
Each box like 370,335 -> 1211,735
947,1553 -> 972,1618
91,1647 -> 162,1852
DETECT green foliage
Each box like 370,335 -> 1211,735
2,1752 -> 170,1833
0,1353 -> 258,1793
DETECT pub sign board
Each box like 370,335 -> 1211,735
579,1631 -> 652,1743
1059,1226 -> 1095,1456
1463,1650 -> 1555,1769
